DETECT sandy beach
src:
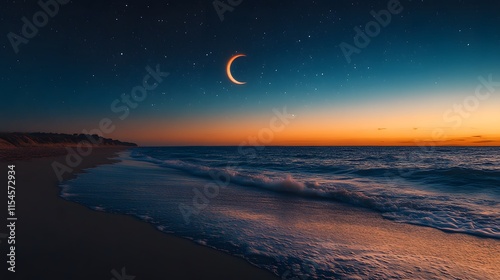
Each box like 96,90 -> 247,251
1,147 -> 499,279
2,0 -> 499,278
0,148 -> 279,280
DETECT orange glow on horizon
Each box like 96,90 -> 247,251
109,112 -> 500,147
107,91 -> 500,146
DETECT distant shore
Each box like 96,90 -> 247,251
0,132 -> 137,149
0,147 -> 279,280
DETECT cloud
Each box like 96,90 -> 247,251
474,140 -> 497,143
446,138 -> 466,142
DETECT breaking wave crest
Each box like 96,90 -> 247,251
131,153 -> 500,239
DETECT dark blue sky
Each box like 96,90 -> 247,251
1,0 -> 499,145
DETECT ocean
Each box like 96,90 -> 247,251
60,147 -> 500,279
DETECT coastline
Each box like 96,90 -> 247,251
1,147 -> 499,279
0,147 -> 279,280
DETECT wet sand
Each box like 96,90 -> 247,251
0,148 -> 279,280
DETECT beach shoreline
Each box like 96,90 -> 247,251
1,147 -> 499,279
0,147 -> 279,280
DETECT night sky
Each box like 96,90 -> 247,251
1,0 -> 500,145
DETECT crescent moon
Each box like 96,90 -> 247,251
226,54 -> 246,85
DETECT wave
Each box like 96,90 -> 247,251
130,152 -> 500,239
351,167 -> 500,190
